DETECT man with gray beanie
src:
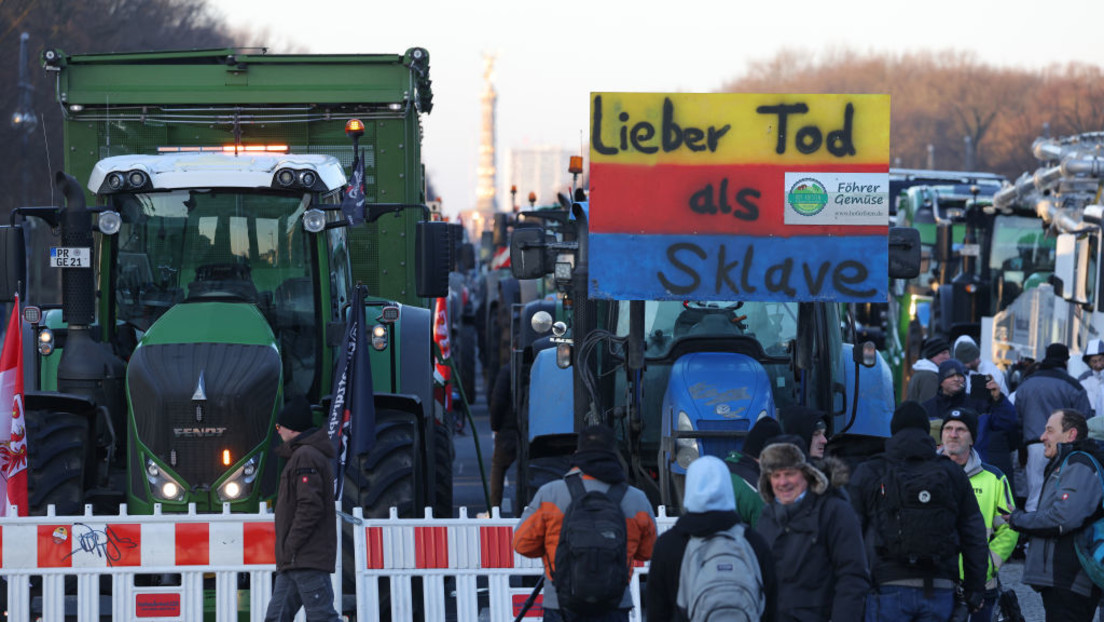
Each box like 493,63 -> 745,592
1015,342 -> 1093,511
848,401 -> 988,621
647,455 -> 777,622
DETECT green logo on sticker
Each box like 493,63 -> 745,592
787,178 -> 828,216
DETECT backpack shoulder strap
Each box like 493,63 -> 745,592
565,471 -> 587,501
606,482 -> 628,506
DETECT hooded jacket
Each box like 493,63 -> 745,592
273,427 -> 337,572
905,358 -> 941,403
755,444 -> 869,621
848,428 -> 988,595
513,452 -> 656,611
937,446 -> 1018,588
953,335 -> 1009,395
646,458 -> 778,622
1016,368 -> 1094,441
1011,440 -> 1104,597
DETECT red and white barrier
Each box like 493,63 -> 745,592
0,503 -> 677,621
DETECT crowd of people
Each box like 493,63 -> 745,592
507,338 -> 1104,622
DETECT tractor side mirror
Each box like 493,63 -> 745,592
510,227 -> 551,280
415,220 -> 451,298
0,225 -> 25,302
888,227 -> 922,280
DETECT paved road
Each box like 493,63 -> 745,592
451,365 -> 518,519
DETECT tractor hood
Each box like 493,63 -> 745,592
665,352 -> 774,423
126,302 -> 280,500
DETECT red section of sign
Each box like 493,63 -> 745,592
415,526 -> 448,569
38,524 -> 73,568
590,162 -> 887,237
136,593 -> 182,617
479,526 -> 514,568
242,522 -> 275,565
512,593 -> 544,618
365,526 -> 384,569
108,523 -> 142,567
174,523 -> 209,566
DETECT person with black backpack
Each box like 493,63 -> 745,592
849,401 -> 989,621
1009,408 -> 1104,621
513,425 -> 656,621
646,455 -> 777,622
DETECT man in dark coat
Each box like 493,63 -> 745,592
906,336 -> 951,403
849,401 -> 989,621
755,442 -> 869,621
264,395 -> 341,622
488,363 -> 518,511
647,455 -> 777,622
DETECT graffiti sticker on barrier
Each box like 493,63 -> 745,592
588,93 -> 890,302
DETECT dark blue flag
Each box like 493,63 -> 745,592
340,148 -> 366,226
326,285 -> 375,500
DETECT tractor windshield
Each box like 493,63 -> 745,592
111,189 -> 319,393
641,300 -> 798,358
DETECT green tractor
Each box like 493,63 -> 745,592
0,48 -> 452,525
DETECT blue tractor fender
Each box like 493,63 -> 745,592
837,343 -> 895,438
526,347 -> 573,443
661,352 -> 775,475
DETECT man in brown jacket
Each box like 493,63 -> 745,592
264,395 -> 340,622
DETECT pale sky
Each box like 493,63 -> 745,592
215,0 -> 1104,218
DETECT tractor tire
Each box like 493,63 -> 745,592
25,410 -> 88,516
433,421 -> 454,518
342,409 -> 421,597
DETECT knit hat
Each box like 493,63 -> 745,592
954,340 -> 981,365
1083,339 -> 1104,363
757,442 -> 829,503
891,401 -> 930,435
938,359 -> 968,382
683,455 -> 737,513
742,416 -> 783,459
922,336 -> 951,360
942,407 -> 979,443
1041,343 -> 1070,369
576,424 -> 617,454
778,405 -> 829,454
277,395 -> 315,433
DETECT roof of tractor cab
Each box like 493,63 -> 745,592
87,152 -> 347,194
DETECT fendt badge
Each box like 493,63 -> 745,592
173,427 -> 228,438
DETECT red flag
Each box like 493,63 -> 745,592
0,296 -> 27,515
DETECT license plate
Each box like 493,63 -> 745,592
50,247 -> 91,268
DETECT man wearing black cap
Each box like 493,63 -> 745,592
265,395 -> 340,622
906,336 -> 951,403
724,415 -> 782,527
937,409 -> 1018,622
513,425 -> 657,621
848,401 -> 988,621
921,359 -> 1016,468
1014,342 -> 1093,511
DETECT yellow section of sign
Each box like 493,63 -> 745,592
590,93 -> 889,166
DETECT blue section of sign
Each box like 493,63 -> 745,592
590,233 -> 888,302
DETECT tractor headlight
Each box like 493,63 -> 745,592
146,459 -> 186,502
217,456 -> 259,502
97,210 -> 122,235
676,411 -> 699,468
303,209 -> 326,233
